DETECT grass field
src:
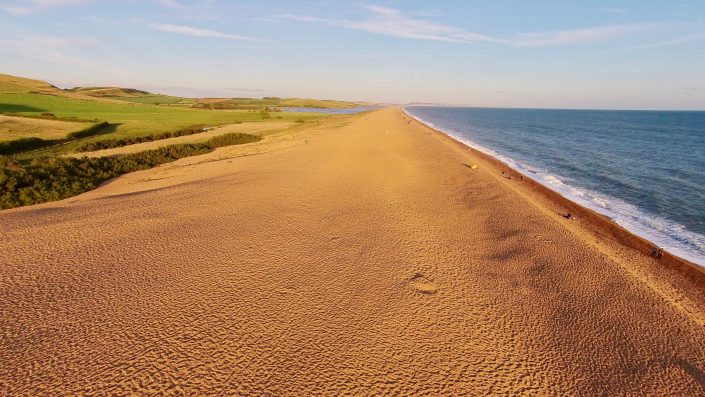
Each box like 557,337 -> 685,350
0,73 -> 359,209
108,95 -> 185,105
192,97 -> 359,110
0,115 -> 88,141
0,92 -> 325,154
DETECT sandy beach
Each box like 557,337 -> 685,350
2,107 -> 705,395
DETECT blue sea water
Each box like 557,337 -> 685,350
405,106 -> 705,266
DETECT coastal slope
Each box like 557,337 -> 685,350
1,108 -> 705,395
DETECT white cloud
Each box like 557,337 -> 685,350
513,24 -> 655,47
2,0 -> 90,15
150,23 -> 264,41
279,5 -> 657,48
0,35 -> 98,68
22,35 -> 100,47
619,30 -> 705,50
3,6 -> 32,15
279,6 -> 501,44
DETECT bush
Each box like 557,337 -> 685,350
1,132 -> 263,209
0,138 -> 57,155
206,133 -> 261,149
66,121 -> 111,139
77,125 -> 206,152
0,122 -> 112,155
0,144 -> 210,209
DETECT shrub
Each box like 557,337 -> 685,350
0,144 -> 210,209
66,121 -> 111,139
0,138 -> 57,155
206,133 -> 261,149
0,132 -> 263,210
0,122 -> 112,155
77,125 -> 206,152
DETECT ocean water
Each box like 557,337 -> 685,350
405,106 -> 705,266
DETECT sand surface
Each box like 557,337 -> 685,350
2,108 -> 705,396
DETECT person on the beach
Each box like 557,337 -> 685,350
651,247 -> 664,259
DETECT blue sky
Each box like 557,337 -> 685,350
1,0 -> 704,109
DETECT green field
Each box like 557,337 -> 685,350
0,92 -> 325,154
0,73 -> 358,209
107,95 -> 186,105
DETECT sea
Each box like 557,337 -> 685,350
405,106 -> 705,266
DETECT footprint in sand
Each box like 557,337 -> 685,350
409,273 -> 438,294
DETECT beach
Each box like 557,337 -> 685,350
2,107 -> 705,394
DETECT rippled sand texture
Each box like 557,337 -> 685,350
2,108 -> 705,396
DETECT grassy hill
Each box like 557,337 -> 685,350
0,115 -> 90,142
0,73 -> 367,209
1,73 -> 361,109
0,73 -> 59,94
0,72 -> 361,155
192,97 -> 359,110
66,87 -> 152,97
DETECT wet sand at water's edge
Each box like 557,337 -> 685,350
2,107 -> 705,395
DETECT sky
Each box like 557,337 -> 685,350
1,0 -> 705,110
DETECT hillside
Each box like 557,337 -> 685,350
0,74 -> 124,103
192,97 -> 360,110
0,73 -> 61,94
66,87 -> 153,98
1,73 -> 361,109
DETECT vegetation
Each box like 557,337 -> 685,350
0,132 -> 261,209
0,92 -> 318,154
0,73 -> 59,94
66,87 -> 151,97
0,112 -> 95,123
0,121 -> 112,155
77,125 -> 206,152
107,95 -> 185,105
190,97 -> 360,110
66,121 -> 111,139
206,132 -> 261,148
0,138 -> 52,155
0,73 -> 344,210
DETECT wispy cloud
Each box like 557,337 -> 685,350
513,24 -> 655,47
150,23 -> 264,41
280,5 -> 501,44
278,5 -> 657,48
2,0 -> 90,16
0,34 -> 99,67
152,0 -> 220,20
619,30 -> 705,50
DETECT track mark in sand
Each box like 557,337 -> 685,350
274,286 -> 296,294
409,273 -> 438,294
674,358 -> 705,392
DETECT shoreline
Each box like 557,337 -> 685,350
401,107 -> 705,281
3,106 -> 705,394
